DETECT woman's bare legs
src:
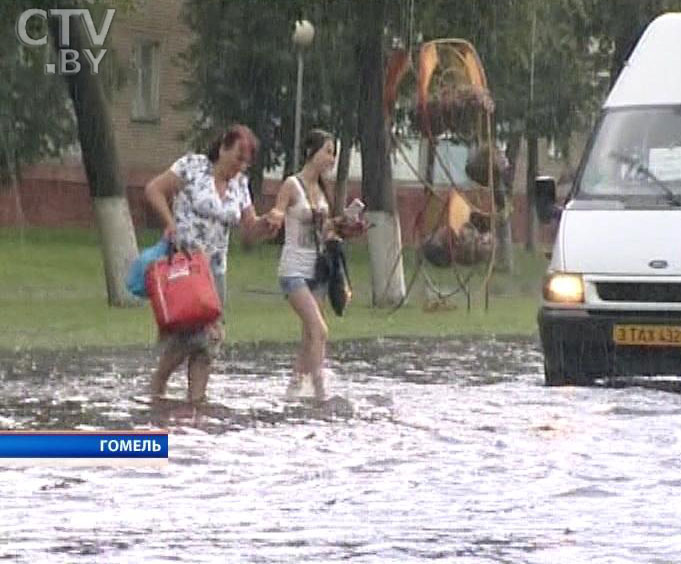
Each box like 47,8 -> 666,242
286,324 -> 311,399
150,348 -> 187,398
287,286 -> 328,401
313,293 -> 326,391
294,324 -> 307,374
150,348 -> 211,405
152,321 -> 222,404
187,322 -> 223,404
187,351 -> 210,404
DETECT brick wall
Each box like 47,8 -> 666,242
0,163 -> 553,246
108,0 -> 193,172
0,164 -> 155,229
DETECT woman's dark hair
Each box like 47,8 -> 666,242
302,128 -> 336,163
207,124 -> 259,164
302,128 -> 336,206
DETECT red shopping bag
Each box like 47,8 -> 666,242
145,249 -> 221,332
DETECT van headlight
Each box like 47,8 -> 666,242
543,273 -> 584,303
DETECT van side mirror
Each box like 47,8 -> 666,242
535,176 -> 558,223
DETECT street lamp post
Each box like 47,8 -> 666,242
292,20 -> 315,171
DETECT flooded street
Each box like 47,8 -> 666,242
2,336 -> 681,563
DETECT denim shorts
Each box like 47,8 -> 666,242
279,276 -> 327,298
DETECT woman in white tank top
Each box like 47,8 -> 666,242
267,129 -> 338,401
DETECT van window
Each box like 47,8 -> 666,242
578,107 -> 681,198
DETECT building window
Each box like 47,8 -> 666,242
131,39 -> 160,122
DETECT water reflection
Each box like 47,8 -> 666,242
2,337 -> 681,562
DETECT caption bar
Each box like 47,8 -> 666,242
0,431 -> 168,467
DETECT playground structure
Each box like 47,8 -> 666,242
384,38 -> 506,311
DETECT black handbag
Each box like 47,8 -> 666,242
326,238 -> 352,316
314,245 -> 331,285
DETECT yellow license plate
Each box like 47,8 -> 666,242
613,324 -> 681,346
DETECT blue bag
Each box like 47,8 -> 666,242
126,238 -> 171,298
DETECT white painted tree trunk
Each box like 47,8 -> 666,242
366,210 -> 406,307
93,196 -> 139,307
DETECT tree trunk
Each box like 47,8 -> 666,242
494,198 -> 513,273
494,150 -> 513,273
249,142 -> 266,209
50,16 -> 138,307
494,133 -> 521,273
505,132 -> 522,191
525,132 -> 539,253
356,0 -> 405,306
334,53 -> 360,217
249,104 -> 268,211
93,197 -> 139,304
10,161 -> 26,243
333,128 -> 352,216
425,140 -> 435,185
0,130 -> 26,241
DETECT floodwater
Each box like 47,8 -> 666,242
2,336 -> 681,563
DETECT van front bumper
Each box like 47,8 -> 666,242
538,307 -> 681,377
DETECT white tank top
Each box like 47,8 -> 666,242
277,176 -> 329,278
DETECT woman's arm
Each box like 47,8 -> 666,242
324,215 -> 368,240
322,216 -> 340,241
264,178 -> 295,230
239,205 -> 280,243
144,169 -> 183,239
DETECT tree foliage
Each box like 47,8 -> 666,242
580,0 -> 681,76
0,1 -> 76,185
416,0 -> 597,158
0,0 -> 133,186
179,0 -> 303,190
5,0 -> 681,199
179,0 -> 406,192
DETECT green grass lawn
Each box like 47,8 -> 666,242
0,228 -> 548,350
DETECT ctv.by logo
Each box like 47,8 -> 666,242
16,8 -> 115,75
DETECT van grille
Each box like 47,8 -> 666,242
596,282 -> 681,302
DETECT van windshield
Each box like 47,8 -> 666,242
577,107 -> 681,201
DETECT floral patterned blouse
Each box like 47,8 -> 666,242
170,153 -> 252,273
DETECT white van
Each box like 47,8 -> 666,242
536,13 -> 681,385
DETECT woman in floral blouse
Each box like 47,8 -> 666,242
145,124 -> 277,403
